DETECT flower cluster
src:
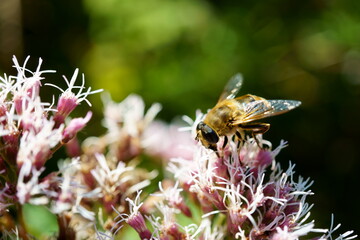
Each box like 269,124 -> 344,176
0,57 -> 356,240
112,113 -> 357,239
0,56 -> 102,237
0,57 -> 193,239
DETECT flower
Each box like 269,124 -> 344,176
103,93 -> 161,141
101,93 -> 162,162
142,120 -> 196,160
125,110 -> 357,240
112,191 -> 152,239
0,56 -> 103,238
152,181 -> 192,217
48,158 -> 84,214
0,59 -> 357,240
146,202 -> 186,240
90,153 -> 137,212
62,111 -> 92,143
16,163 -> 48,204
11,56 -> 55,114
46,68 -> 102,127
17,118 -> 64,169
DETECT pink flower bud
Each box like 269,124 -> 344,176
255,149 -> 273,168
33,146 -> 51,169
127,212 -> 152,240
202,185 -> 225,210
62,111 -> 92,143
26,78 -> 41,99
166,223 -> 185,239
54,94 -> 79,127
174,201 -> 192,218
13,95 -> 24,115
65,137 -> 82,157
228,209 -> 247,232
2,131 -> 20,163
197,193 -> 214,213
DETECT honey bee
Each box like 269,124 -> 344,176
196,74 -> 301,150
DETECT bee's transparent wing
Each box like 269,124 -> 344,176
218,73 -> 243,102
236,99 -> 301,124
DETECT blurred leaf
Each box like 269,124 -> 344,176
117,225 -> 139,240
22,204 -> 58,239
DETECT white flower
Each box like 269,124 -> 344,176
142,120 -> 195,160
155,181 -> 183,204
112,191 -> 152,239
17,118 -> 64,168
102,93 -> 161,141
50,158 -> 82,214
16,163 -> 49,204
271,224 -> 315,240
12,56 -> 55,102
46,68 -> 102,107
152,181 -> 192,217
90,153 -> 135,195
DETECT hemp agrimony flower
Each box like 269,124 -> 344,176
0,57 -> 356,240
0,56 -> 102,238
115,110 -> 357,240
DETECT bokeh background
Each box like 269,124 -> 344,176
1,0 -> 359,235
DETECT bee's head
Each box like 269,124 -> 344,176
196,121 -> 219,150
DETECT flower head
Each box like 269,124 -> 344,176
47,68 -> 102,127
153,181 -> 192,217
0,59 -> 357,240
112,191 -> 152,239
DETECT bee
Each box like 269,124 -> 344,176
196,74 -> 301,150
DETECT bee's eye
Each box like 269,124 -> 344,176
197,122 -> 219,144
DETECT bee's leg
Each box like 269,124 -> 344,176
239,123 -> 270,148
235,130 -> 245,148
222,136 -> 228,149
235,131 -> 242,140
210,146 -> 221,158
209,144 -> 222,158
254,134 -> 263,148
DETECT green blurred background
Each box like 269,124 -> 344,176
0,0 -> 359,235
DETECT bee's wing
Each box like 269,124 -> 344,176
218,73 -> 243,102
234,99 -> 301,124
